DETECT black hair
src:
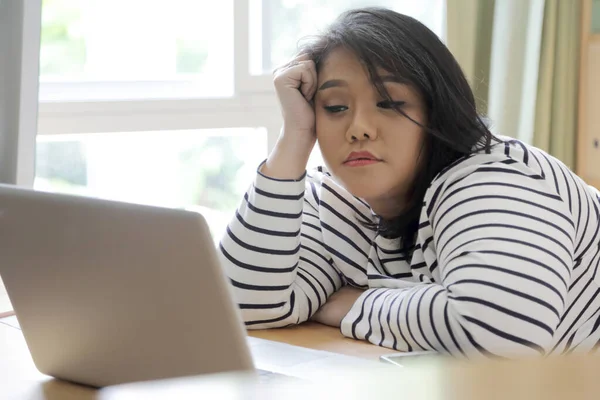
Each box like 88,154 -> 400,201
299,7 -> 497,250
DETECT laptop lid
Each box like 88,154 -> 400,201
0,185 -> 253,387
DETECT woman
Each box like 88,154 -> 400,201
219,7 -> 600,358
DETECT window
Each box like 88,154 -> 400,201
39,0 -> 234,101
249,0 -> 445,75
0,1 -> 446,314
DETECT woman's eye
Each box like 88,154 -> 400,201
323,105 -> 348,113
377,100 -> 405,109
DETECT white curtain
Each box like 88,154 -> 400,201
487,0 -> 545,144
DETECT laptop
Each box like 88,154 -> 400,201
0,184 -> 261,387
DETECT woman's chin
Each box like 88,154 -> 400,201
338,181 -> 383,203
328,169 -> 400,202
332,176 -> 407,215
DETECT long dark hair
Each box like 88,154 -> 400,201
299,7 -> 497,250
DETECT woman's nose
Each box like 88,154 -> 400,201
348,132 -> 372,142
345,112 -> 378,143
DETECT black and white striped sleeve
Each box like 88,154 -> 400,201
219,164 -> 344,329
341,162 -> 575,357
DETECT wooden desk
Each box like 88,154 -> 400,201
248,322 -> 395,360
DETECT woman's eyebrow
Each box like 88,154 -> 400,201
318,79 -> 348,91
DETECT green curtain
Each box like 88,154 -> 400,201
446,0 -> 496,115
592,0 -> 600,33
533,0 -> 582,170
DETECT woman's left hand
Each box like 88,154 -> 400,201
310,286 -> 365,328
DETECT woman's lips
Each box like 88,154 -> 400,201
344,151 -> 382,167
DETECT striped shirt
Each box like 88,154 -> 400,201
219,137 -> 600,358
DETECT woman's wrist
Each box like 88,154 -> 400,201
261,134 -> 314,180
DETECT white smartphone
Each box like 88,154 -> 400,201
379,350 -> 438,367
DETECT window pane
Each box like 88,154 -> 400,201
40,0 -> 233,97
35,129 -> 267,241
250,0 -> 445,74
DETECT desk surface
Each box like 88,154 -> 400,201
4,316 -> 600,400
247,321 -> 395,359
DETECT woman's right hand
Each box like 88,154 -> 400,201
274,54 -> 318,141
262,54 -> 318,180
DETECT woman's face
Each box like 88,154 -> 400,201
314,47 -> 427,218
